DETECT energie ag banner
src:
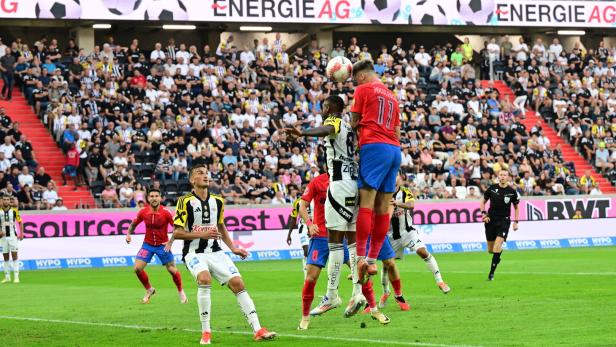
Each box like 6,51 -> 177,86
3,0 -> 616,27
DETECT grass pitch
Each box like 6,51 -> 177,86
1,247 -> 615,347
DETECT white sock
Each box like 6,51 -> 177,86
381,266 -> 390,295
302,257 -> 307,279
197,285 -> 211,332
366,257 -> 377,265
424,253 -> 443,283
3,261 -> 9,278
326,243 -> 344,299
12,260 -> 19,276
236,290 -> 261,333
347,243 -> 362,297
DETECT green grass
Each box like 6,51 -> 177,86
1,247 -> 615,347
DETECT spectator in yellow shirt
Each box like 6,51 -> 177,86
461,37 -> 474,62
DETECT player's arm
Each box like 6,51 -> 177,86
299,199 -> 319,237
215,199 -> 248,259
395,125 -> 401,139
512,193 -> 520,231
15,209 -> 24,240
125,211 -> 142,244
164,212 -> 175,252
350,112 -> 362,130
350,87 -> 365,130
480,192 -> 490,223
284,122 -> 336,140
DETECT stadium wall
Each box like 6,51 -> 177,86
4,196 -> 616,270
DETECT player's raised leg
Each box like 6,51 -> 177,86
361,280 -> 390,325
416,247 -> 450,293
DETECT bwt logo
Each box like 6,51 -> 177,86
66,258 -> 93,267
515,240 -> 537,249
102,257 -> 127,266
591,237 -> 613,246
35,259 -> 62,268
461,243 -> 483,252
256,251 -> 280,259
539,239 -> 561,248
431,243 -> 454,253
568,238 -> 590,247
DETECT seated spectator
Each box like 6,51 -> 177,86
51,198 -> 68,211
42,182 -> 58,209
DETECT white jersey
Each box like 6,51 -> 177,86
391,186 -> 414,240
174,192 -> 225,259
1,208 -> 21,238
323,115 -> 357,182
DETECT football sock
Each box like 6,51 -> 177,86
381,266 -> 390,294
171,270 -> 183,291
490,252 -> 502,275
301,279 -> 316,317
362,280 -> 378,312
391,278 -> 402,297
197,284 -> 211,332
356,208 -> 373,257
424,254 -> 444,283
236,290 -> 262,333
347,243 -> 362,297
3,261 -> 9,278
302,257 -> 307,279
367,214 -> 390,259
136,269 -> 152,290
12,260 -> 18,276
326,243 -> 344,299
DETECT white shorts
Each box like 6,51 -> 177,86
0,237 -> 18,253
390,227 -> 424,259
184,252 -> 241,286
298,224 -> 310,247
325,180 -> 358,231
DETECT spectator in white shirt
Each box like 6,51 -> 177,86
51,198 -> 68,211
512,37 -> 529,62
531,38 -> 547,62
173,153 -> 188,181
18,166 -> 34,188
414,45 -> 431,75
118,182 -> 134,207
42,182 -> 59,209
548,38 -> 563,63
271,191 -> 286,205
176,43 -> 190,62
0,152 -> 10,172
487,38 -> 500,62
150,42 -> 166,62
0,137 -> 15,159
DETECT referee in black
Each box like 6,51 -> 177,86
480,169 -> 520,281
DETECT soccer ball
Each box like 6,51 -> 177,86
326,56 -> 353,83
102,0 -> 142,15
457,0 -> 495,25
361,0 -> 401,24
35,0 -> 81,19
144,0 -> 188,21
409,0 -> 447,25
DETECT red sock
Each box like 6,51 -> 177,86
367,214 -> 390,259
356,208 -> 373,257
391,279 -> 402,296
136,270 -> 151,290
301,280 -> 316,316
362,280 -> 376,309
171,271 -> 183,291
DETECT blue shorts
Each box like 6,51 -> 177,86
63,165 -> 77,177
358,143 -> 401,193
136,242 -> 175,265
307,237 -> 350,268
367,236 -> 396,261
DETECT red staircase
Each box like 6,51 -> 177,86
485,80 -> 615,194
0,87 -> 96,208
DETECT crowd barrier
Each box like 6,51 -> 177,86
2,196 -> 615,271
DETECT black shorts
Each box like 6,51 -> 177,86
485,218 -> 511,242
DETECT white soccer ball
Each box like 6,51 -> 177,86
326,56 -> 353,83
35,0 -> 81,19
456,0 -> 495,25
102,0 -> 143,15
144,0 -> 188,21
409,0 -> 448,25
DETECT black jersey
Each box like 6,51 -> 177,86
483,184 -> 520,219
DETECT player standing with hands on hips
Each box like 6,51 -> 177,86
350,60 -> 402,283
480,170 -> 520,281
0,195 -> 24,283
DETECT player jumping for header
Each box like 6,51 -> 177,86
350,60 -> 402,283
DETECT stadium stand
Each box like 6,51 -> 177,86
1,33 -> 614,209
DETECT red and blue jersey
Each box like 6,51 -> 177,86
133,206 -> 174,246
351,81 -> 401,148
301,173 -> 329,238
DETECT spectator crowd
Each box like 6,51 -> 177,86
0,32 -> 613,209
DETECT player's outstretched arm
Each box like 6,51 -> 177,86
18,221 -> 24,240
218,222 -> 248,259
282,125 -> 335,140
350,112 -> 361,129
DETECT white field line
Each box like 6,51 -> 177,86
0,315 -> 484,347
